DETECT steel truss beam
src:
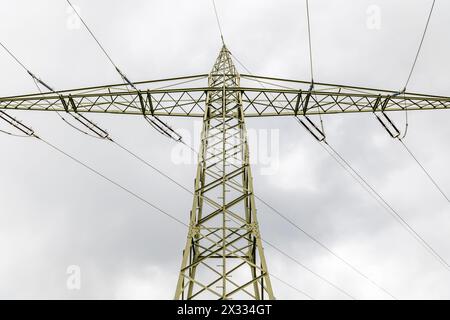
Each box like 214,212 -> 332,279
2,74 -> 450,118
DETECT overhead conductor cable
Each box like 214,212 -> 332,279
295,0 -> 450,273
65,0 -> 182,142
0,40 -> 111,140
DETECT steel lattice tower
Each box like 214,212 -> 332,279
174,45 -> 274,300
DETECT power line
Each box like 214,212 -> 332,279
400,2 -> 449,204
0,101 -> 315,297
36,136 -> 188,227
317,139 -> 450,271
399,139 -> 450,203
305,0 -> 314,83
39,132 -> 335,299
363,0 -> 449,246
0,41 -> 100,138
0,39 -> 113,140
232,34 -> 448,294
269,273 -> 314,300
230,51 -> 395,299
263,239 -> 355,300
113,139 -> 358,298
254,194 -> 397,300
113,140 -> 193,195
365,0 -> 450,216
0,41 -> 56,95
399,91 -> 409,140
65,0 -> 132,88
0,41 -> 29,71
286,54 -> 448,271
0,110 -> 35,138
394,1 -> 448,204
103,132 -> 357,298
65,0 -> 182,142
1,0 -> 444,300
1,34 -> 202,217
1,39 -> 192,186
30,77 -> 108,140
403,0 -> 436,90
0,129 -> 29,138
303,0 -> 325,143
30,135 -> 312,299
9,2 -> 443,297
66,0 -> 116,69
211,0 -> 225,44
0,68 -> 314,298
399,0 -> 435,139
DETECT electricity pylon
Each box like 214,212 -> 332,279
174,46 -> 274,300
2,44 -> 450,299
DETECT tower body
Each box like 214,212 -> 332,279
174,46 -> 274,300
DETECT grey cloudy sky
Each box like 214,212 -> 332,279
0,0 -> 449,299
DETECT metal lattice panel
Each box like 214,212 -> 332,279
2,73 -> 450,118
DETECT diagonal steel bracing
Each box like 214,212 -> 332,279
174,45 -> 274,300
3,73 -> 450,117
